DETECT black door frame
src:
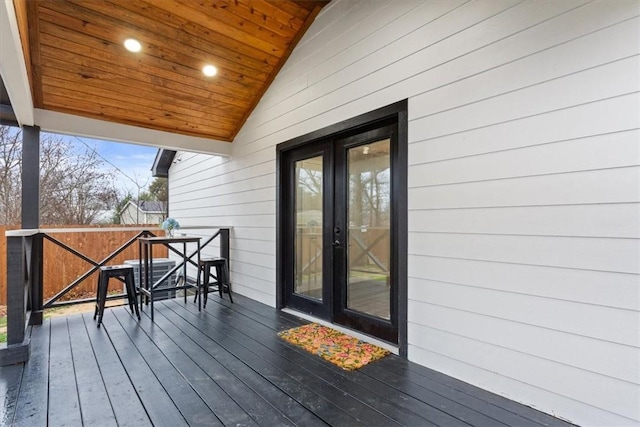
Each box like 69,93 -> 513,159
276,100 -> 408,356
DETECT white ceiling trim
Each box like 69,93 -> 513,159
34,109 -> 232,156
0,0 -> 34,126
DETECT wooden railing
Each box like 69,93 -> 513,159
0,225 -> 166,305
0,226 -> 230,366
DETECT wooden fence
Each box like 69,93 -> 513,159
0,225 -> 168,306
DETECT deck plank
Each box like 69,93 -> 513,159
154,306 -> 328,427
107,309 -> 219,427
162,301 -> 366,427
48,317 -> 83,425
216,294 -> 303,331
81,312 -> 152,427
207,297 -> 521,427
101,310 -> 189,427
361,360 -> 542,427
12,322 -> 50,426
185,300 -> 449,427
196,298 -> 490,427
135,308 -> 302,427
365,356 -> 570,427
113,307 -> 248,426
67,314 -> 118,426
0,357 -> 23,425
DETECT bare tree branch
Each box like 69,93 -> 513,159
0,126 -> 119,225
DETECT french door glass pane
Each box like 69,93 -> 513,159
347,139 -> 391,319
294,156 -> 323,300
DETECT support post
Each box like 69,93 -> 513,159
21,126 -> 43,325
0,235 -> 30,366
21,125 -> 40,229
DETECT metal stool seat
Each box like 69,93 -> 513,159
196,257 -> 233,307
94,264 -> 140,327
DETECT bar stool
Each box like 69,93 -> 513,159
94,265 -> 140,327
196,257 -> 233,307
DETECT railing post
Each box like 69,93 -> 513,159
220,228 -> 230,265
27,233 -> 44,325
0,234 -> 31,366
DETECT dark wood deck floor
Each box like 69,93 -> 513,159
0,294 -> 573,426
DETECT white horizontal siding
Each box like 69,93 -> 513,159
412,59 -> 639,140
409,167 -> 640,208
409,278 -> 639,348
408,255 -> 638,310
410,301 -> 639,385
409,130 -> 640,185
408,203 -> 640,238
410,93 -> 639,162
409,233 -> 640,274
406,306 -> 639,417
168,1 -> 640,425
409,16 -> 640,119
407,333 -> 639,427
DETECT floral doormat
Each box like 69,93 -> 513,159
277,323 -> 390,371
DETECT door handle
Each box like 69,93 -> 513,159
333,239 -> 341,247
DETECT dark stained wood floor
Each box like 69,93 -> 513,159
0,294 -> 574,426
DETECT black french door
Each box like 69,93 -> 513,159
282,140 -> 333,319
281,121 -> 399,344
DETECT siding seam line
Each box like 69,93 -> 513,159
408,319 -> 640,384
405,253 -> 640,275
407,276 -> 640,313
408,163 -> 640,189
409,91 -> 640,144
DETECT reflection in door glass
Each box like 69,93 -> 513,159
347,139 -> 391,319
294,156 -> 323,300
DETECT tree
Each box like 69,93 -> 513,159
111,193 -> 133,224
147,177 -> 167,203
0,127 -> 22,225
0,126 -> 119,225
136,177 -> 168,218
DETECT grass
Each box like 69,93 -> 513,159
0,315 -> 6,344
0,295 -> 128,345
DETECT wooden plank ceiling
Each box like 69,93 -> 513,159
17,0 -> 329,142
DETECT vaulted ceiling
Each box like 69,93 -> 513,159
10,0 -> 329,143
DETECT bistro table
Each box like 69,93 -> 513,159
138,235 -> 202,321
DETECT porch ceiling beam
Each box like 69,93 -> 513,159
34,109 -> 232,156
0,0 -> 34,126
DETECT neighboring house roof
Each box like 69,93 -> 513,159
138,200 -> 165,213
119,200 -> 166,216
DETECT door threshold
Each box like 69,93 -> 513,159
282,308 -> 399,355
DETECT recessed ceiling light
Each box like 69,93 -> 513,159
124,38 -> 142,52
202,64 -> 217,77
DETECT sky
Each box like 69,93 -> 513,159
47,132 -> 159,199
